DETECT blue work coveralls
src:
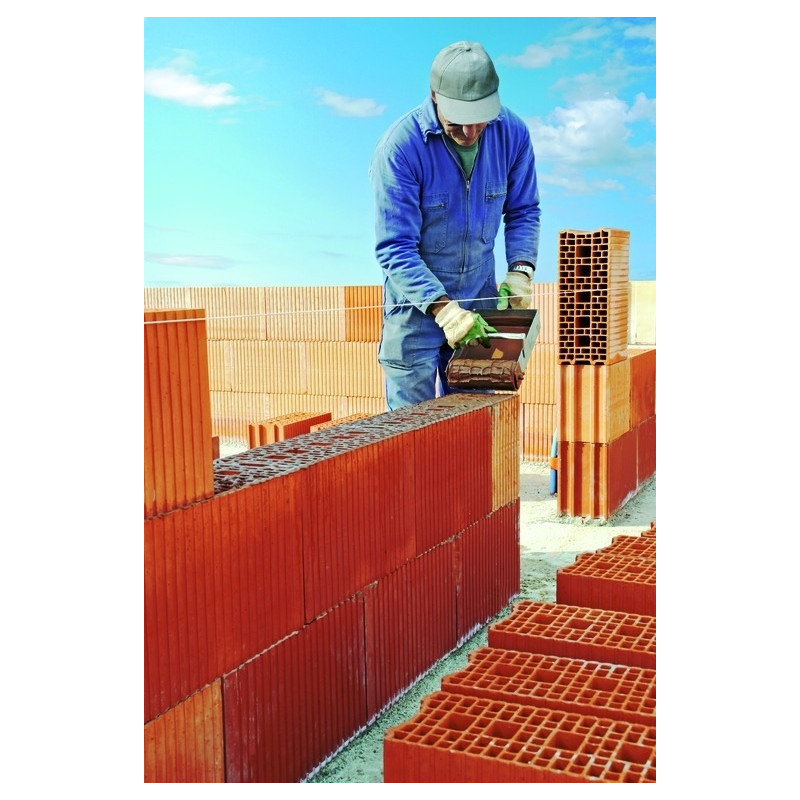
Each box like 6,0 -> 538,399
369,95 -> 541,410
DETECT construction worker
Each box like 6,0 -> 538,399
369,40 -> 541,410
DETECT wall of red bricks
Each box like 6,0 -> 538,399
144,352 -> 523,781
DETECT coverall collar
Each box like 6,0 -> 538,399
415,95 -> 503,143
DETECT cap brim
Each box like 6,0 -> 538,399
436,91 -> 500,125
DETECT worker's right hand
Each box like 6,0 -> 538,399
435,300 -> 475,348
435,300 -> 496,349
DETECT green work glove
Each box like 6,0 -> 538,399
435,300 -> 497,348
497,284 -> 512,310
497,270 -> 532,309
456,313 -> 497,348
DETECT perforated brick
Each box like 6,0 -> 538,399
384,691 -> 655,782
488,601 -> 656,669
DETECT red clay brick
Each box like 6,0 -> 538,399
559,360 -> 631,445
144,681 -> 224,782
222,598 -> 367,783
629,347 -> 656,427
364,543 -> 457,720
596,532 -> 656,559
558,428 -> 637,520
557,229 -> 630,367
384,691 -> 655,782
442,647 -> 655,727
144,309 -> 214,518
455,501 -> 520,641
344,284 -> 383,342
309,413 -> 371,431
556,552 -> 656,616
636,415 -> 656,485
488,601 -> 656,669
144,476 -> 305,722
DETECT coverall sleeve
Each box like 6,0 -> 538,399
502,129 -> 541,268
369,143 -> 448,314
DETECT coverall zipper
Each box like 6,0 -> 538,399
442,135 -> 479,275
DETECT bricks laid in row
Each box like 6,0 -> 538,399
144,392 -> 522,782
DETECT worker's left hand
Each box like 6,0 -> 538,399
497,271 -> 532,309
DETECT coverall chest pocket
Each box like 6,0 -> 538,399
420,192 -> 449,254
481,181 -> 507,244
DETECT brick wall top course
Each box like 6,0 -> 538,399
212,393 -> 515,496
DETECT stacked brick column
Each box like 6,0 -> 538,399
556,229 -> 655,519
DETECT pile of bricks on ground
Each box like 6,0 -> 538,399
383,524 -> 656,783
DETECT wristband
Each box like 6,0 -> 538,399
509,263 -> 534,280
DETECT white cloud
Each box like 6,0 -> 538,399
144,66 -> 238,108
529,97 -> 631,166
501,43 -> 570,69
526,95 -> 655,190
145,253 -> 235,270
628,92 -> 656,124
624,22 -> 656,42
315,88 -> 386,117
501,21 -> 617,69
541,172 -> 625,194
560,22 -> 614,44
553,47 -> 652,104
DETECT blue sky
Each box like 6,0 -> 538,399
144,15 -> 656,288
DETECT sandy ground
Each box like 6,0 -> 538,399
304,461 -> 657,783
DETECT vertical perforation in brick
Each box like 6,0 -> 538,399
384,691 -> 655,782
558,229 -> 630,366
